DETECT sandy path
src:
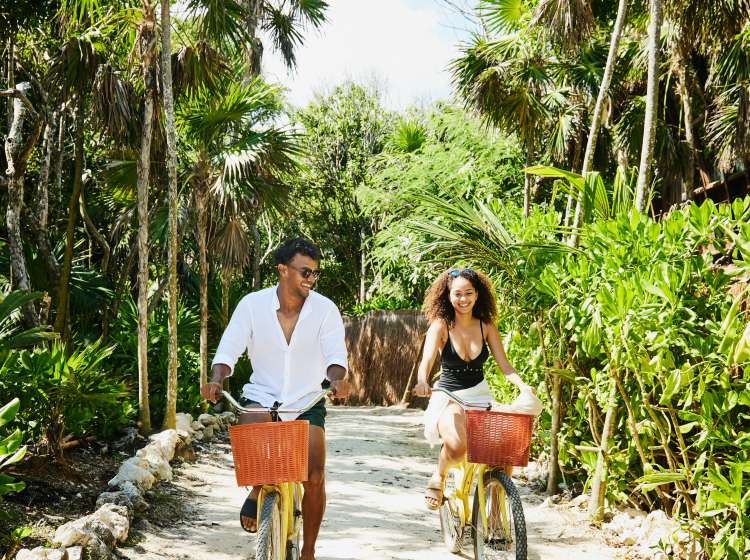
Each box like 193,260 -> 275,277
117,406 -> 625,560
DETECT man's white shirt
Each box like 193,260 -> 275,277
211,285 -> 348,407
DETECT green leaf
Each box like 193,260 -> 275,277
636,470 -> 686,491
0,398 -> 20,428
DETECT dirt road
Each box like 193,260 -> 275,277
117,407 -> 625,560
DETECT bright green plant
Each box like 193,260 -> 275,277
0,399 -> 26,500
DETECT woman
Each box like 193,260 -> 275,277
413,267 -> 533,510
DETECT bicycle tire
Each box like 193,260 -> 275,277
256,492 -> 284,560
471,470 -> 527,560
439,469 -> 464,553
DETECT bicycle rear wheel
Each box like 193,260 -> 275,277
439,469 -> 464,553
471,470 -> 527,560
256,492 -> 284,560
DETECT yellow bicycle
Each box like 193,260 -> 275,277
432,388 -> 532,560
222,390 -> 328,560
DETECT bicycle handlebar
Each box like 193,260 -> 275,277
221,390 -> 329,415
431,387 -> 492,411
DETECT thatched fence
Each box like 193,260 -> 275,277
343,310 -> 435,407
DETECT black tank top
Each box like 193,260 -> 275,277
437,321 -> 489,391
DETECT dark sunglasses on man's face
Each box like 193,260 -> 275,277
449,268 -> 474,278
287,264 -> 322,280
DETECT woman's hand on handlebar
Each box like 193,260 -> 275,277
412,381 -> 432,398
200,381 -> 223,403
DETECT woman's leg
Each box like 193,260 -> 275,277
425,402 -> 467,509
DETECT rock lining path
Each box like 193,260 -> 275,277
117,407 -> 626,560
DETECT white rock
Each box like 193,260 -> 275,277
66,547 -> 82,560
16,547 -> 68,560
138,446 -> 172,480
95,491 -> 133,515
148,429 -> 179,462
220,411 -> 237,425
569,493 -> 589,509
114,481 -> 148,512
80,536 -> 112,560
191,421 -> 205,432
639,510 -> 679,549
198,413 -> 218,427
108,457 -> 156,491
92,504 -> 129,543
619,529 -> 638,546
53,517 -> 115,549
203,425 -> 215,440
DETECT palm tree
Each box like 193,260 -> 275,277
568,0 -> 629,246
452,18 -> 552,218
136,0 -> 158,433
635,0 -> 663,212
177,75 -> 298,388
161,0 -> 179,430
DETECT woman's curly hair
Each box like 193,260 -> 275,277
422,268 -> 497,327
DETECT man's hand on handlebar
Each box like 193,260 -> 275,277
200,381 -> 223,403
329,378 -> 351,400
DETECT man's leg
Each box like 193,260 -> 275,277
301,425 -> 326,560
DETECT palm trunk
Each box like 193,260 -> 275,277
79,186 -> 110,274
243,0 -> 265,77
547,370 -> 562,495
588,380 -> 618,524
33,109 -> 61,293
676,45 -> 696,202
3,82 -> 42,326
162,0 -> 179,430
569,0 -> 628,247
359,224 -> 367,304
635,0 -> 663,212
137,4 -> 157,434
251,215 -> 262,290
195,175 -> 209,389
523,134 -> 534,218
54,93 -> 85,337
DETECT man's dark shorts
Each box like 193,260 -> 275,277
238,397 -> 327,430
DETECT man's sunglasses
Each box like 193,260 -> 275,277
287,264 -> 322,280
449,268 -> 474,278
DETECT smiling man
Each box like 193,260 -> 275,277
201,237 -> 350,560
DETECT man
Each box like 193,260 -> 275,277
201,237 -> 350,560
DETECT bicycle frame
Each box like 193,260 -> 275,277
222,389 -> 328,554
431,387 -> 513,542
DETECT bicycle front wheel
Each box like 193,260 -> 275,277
439,469 -> 464,553
256,492 -> 284,560
471,470 -> 527,560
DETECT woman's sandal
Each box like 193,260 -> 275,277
240,496 -> 258,533
424,475 -> 445,511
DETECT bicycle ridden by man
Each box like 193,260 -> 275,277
201,237 -> 351,560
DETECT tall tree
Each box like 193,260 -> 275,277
136,0 -> 158,433
635,0 -> 663,212
161,0 -> 178,430
2,82 -> 42,326
569,0 -> 629,246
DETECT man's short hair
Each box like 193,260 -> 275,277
273,237 -> 321,265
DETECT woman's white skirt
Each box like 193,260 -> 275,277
422,379 -> 493,445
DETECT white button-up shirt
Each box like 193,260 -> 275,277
211,285 -> 348,407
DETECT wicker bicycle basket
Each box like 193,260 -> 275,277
228,420 -> 309,486
465,409 -> 533,467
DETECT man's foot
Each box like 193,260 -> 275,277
425,473 -> 444,511
240,488 -> 260,533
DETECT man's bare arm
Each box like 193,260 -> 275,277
200,363 -> 232,402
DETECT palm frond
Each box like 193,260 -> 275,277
188,0 -> 250,47
290,0 -> 329,28
479,0 -> 526,35
263,5 -> 304,69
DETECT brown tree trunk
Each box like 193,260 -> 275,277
243,0 -> 265,77
635,0 -> 663,212
54,93 -> 86,337
137,2 -> 157,434
523,134 -> 534,218
676,45 -> 696,202
79,185 -> 111,274
547,370 -> 562,495
570,0 -> 628,246
195,174 -> 209,389
33,108 -> 62,293
162,0 -> 179,430
2,82 -> 42,326
588,380 -> 618,524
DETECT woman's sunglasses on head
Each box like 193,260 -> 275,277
449,268 -> 474,278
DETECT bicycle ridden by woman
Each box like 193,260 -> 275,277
413,268 -> 534,510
